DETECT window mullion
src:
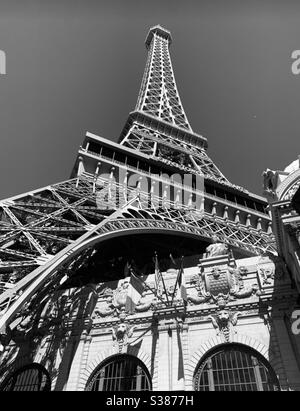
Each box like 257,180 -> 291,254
136,365 -> 142,391
207,359 -> 215,391
99,369 -> 105,391
251,356 -> 264,391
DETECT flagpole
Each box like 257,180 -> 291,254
155,252 -> 170,306
170,256 -> 184,305
129,269 -> 167,307
127,267 -> 185,312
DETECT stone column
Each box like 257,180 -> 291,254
65,330 -> 89,391
77,334 -> 92,391
156,325 -> 170,390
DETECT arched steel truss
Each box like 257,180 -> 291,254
0,174 -> 276,334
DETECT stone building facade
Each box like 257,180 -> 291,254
0,247 -> 299,391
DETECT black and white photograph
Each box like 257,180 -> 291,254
0,0 -> 300,396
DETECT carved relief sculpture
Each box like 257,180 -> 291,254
111,320 -> 136,353
209,310 -> 240,342
188,263 -> 260,308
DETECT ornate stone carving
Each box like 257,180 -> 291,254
94,280 -> 157,317
188,263 -> 259,307
94,295 -> 115,318
206,265 -> 232,297
284,181 -> 300,200
257,256 -> 276,287
135,291 -> 154,312
113,279 -> 130,309
209,310 -> 240,342
188,274 -> 211,305
229,266 -> 260,298
259,266 -> 275,285
111,320 -> 136,353
211,267 -> 222,279
257,255 -> 288,287
94,280 -> 130,318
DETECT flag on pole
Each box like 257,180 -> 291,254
125,270 -> 145,314
169,253 -> 176,267
124,261 -> 131,278
178,257 -> 187,305
125,260 -> 169,309
154,252 -> 162,296
170,255 -> 187,305
154,252 -> 169,304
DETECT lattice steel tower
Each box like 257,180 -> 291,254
0,25 -> 275,343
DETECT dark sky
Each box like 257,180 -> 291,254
0,0 -> 300,199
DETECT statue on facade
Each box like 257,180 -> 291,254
204,236 -> 229,258
263,168 -> 277,196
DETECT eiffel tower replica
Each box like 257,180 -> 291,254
0,25 -> 287,391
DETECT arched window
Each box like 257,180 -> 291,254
86,354 -> 152,391
0,364 -> 51,391
193,344 -> 280,391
